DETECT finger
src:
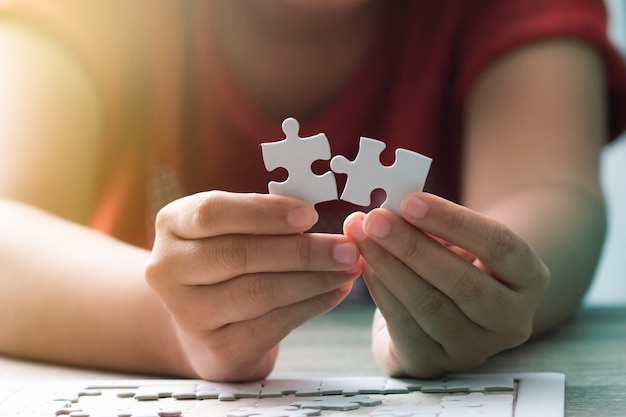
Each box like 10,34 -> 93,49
210,283 -> 352,360
360,263 -> 450,375
173,269 -> 358,330
354,209 -> 526,333
177,281 -> 353,382
344,214 -> 494,354
157,191 -> 318,239
400,192 -> 548,291
426,232 -> 477,263
151,233 -> 361,286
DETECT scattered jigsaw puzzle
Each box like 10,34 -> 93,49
0,373 -> 565,416
261,117 -> 432,215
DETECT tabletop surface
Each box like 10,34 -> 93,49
0,303 -> 624,417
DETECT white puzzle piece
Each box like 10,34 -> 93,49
228,405 -> 321,417
317,377 -> 385,396
330,137 -> 432,215
291,395 -> 382,411
261,118 -> 432,216
261,117 -> 338,206
369,403 -> 443,416
265,378 -> 323,397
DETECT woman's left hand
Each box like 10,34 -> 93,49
343,192 -> 550,378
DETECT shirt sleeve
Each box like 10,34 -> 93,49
456,0 -> 626,141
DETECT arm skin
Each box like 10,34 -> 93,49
343,39 -> 608,377
0,21 -> 361,381
463,39 -> 607,334
0,21 -> 193,377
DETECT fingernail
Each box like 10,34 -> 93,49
364,212 -> 391,239
333,241 -> 359,265
345,216 -> 367,242
404,196 -> 429,220
287,207 -> 317,229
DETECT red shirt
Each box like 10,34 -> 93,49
3,0 -> 626,247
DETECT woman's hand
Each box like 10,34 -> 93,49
343,192 -> 549,378
146,191 -> 361,381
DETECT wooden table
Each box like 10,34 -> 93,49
1,304 -> 625,416
473,306 -> 626,417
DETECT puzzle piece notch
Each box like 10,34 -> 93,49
330,137 -> 432,215
261,117 -> 338,206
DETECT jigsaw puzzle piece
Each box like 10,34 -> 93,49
260,378 -> 322,397
330,138 -> 387,208
369,403 -> 443,416
291,394 -> 382,411
261,117 -> 338,206
227,405 -> 321,417
318,376 -> 387,396
195,381 -> 262,401
330,137 -> 432,215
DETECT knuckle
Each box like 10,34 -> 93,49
153,208 -> 168,233
201,237 -> 252,276
215,237 -> 250,272
450,265 -> 484,303
410,286 -> 447,318
531,257 -> 551,290
144,257 -> 163,289
490,286 -> 509,313
294,236 -> 312,268
192,191 -> 222,233
153,201 -> 177,234
144,242 -> 181,290
243,274 -> 280,307
193,191 -> 226,235
244,278 -> 267,307
145,245 -> 172,276
445,207 -> 469,235
485,223 -> 518,263
400,232 -> 427,264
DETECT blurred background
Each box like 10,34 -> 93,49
583,0 -> 626,305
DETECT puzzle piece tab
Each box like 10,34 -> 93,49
261,117 -> 338,206
330,137 -> 432,215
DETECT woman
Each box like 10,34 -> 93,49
0,0 -> 625,381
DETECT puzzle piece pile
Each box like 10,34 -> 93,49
261,118 -> 432,215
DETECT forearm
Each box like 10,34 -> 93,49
478,181 -> 606,336
459,39 -> 608,336
0,199 -> 194,376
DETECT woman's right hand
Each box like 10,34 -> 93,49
145,191 -> 361,381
